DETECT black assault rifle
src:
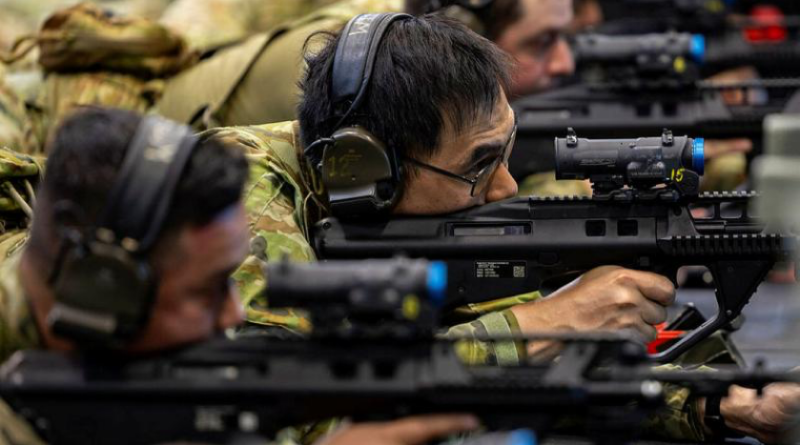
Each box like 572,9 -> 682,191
596,0 -> 800,36
312,132 -> 796,363
1,259 -> 794,445
509,29 -> 800,178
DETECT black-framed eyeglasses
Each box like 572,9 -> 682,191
403,121 -> 517,197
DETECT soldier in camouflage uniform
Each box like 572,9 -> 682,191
0,106 -> 481,445
0,107 -> 250,444
205,13 -> 800,444
154,0 -> 593,198
155,0 -> 576,129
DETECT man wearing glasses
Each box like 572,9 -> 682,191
206,13 -> 800,445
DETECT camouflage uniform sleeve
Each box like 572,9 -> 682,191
639,364 -> 708,442
204,121 -> 322,335
439,291 -> 541,366
441,309 -> 527,366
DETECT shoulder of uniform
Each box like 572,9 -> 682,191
202,120 -> 307,177
201,120 -> 299,153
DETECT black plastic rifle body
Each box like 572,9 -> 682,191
509,82 -> 798,178
312,193 -> 794,362
597,0 -> 800,36
0,333 -> 789,445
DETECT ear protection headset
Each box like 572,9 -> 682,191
304,13 -> 413,220
48,116 -> 199,348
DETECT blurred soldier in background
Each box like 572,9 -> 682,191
156,0 -> 575,128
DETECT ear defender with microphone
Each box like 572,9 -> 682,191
304,13 -> 413,220
47,116 -> 199,348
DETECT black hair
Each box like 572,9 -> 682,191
298,14 -> 512,183
404,0 -> 523,40
28,107 -> 249,266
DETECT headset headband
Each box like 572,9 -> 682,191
98,116 -> 198,252
331,13 -> 413,126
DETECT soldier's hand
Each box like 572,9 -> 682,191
714,382 -> 800,444
703,138 -> 753,160
315,415 -> 479,445
510,266 -> 675,351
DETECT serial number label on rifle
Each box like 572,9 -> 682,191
475,261 -> 527,279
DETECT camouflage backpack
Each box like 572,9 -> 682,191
3,2 -> 197,78
1,3 -> 200,153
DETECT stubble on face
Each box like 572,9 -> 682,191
393,93 -> 515,215
494,0 -> 574,96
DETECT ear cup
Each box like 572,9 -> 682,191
47,116 -> 198,348
311,13 -> 412,218
322,127 -> 401,217
50,240 -> 155,345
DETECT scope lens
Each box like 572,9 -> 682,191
426,261 -> 448,307
690,34 -> 706,64
509,429 -> 538,445
692,138 -> 705,176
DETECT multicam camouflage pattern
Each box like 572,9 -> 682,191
1,2 -> 199,153
0,74 -> 34,154
209,119 -> 731,442
0,148 -> 42,260
639,364 -> 708,442
29,2 -> 197,78
160,0 -> 340,51
0,251 -> 45,445
0,253 -> 40,365
156,0 -> 404,128
32,71 -> 160,154
202,120 -> 325,334
446,310 -> 527,366
0,148 -> 42,213
206,120 -> 535,365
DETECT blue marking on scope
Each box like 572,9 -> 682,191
426,261 -> 447,307
693,138 -> 705,176
690,34 -> 706,64
508,430 -> 537,445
